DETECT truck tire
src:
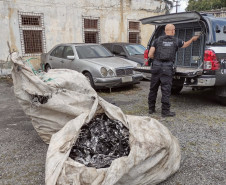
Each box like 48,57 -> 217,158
171,78 -> 185,94
215,86 -> 226,105
171,85 -> 183,94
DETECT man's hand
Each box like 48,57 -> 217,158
182,35 -> 200,48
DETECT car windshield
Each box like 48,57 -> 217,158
125,44 -> 146,56
75,45 -> 114,59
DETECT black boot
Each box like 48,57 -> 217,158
162,111 -> 176,117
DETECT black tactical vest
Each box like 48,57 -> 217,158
155,35 -> 178,61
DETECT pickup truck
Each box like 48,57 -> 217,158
135,12 -> 226,105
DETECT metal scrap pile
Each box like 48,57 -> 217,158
69,113 -> 130,168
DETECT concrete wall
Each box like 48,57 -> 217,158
0,0 -> 166,64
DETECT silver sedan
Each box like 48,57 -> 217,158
41,43 -> 143,89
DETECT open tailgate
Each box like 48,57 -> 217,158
140,11 -> 202,25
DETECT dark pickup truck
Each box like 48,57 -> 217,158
135,12 -> 226,105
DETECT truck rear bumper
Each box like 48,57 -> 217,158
184,75 -> 216,87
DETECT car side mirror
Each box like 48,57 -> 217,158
223,26 -> 226,33
67,56 -> 75,60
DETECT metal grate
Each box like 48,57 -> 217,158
18,12 -> 46,56
192,28 -> 202,57
175,27 -> 203,67
128,21 -> 140,44
21,15 -> 40,26
184,29 -> 193,66
116,68 -> 133,76
176,29 -> 185,66
23,30 -> 43,53
84,19 -> 98,29
83,17 -> 100,43
129,32 -> 139,43
129,22 -> 139,30
84,31 -> 98,43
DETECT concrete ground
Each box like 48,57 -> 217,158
0,77 -> 225,185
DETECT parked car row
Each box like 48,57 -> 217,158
41,43 -> 144,90
101,42 -> 145,65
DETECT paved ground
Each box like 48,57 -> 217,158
0,77 -> 225,185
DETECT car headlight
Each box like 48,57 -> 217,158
100,67 -> 108,77
108,69 -> 114,76
137,63 -> 141,67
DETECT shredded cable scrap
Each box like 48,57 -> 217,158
69,113 -> 130,168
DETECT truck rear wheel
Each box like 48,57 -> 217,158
215,86 -> 226,105
171,85 -> 183,94
171,78 -> 185,94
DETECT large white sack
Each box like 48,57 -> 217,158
10,52 -> 181,184
11,52 -> 98,144
46,97 -> 181,185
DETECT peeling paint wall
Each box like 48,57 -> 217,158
0,0 -> 165,64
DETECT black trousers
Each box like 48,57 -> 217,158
148,61 -> 173,112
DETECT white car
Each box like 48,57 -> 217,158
41,43 -> 143,89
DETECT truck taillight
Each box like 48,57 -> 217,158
204,49 -> 220,70
144,49 -> 148,59
144,49 -> 149,66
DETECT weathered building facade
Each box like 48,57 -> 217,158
0,0 -> 166,65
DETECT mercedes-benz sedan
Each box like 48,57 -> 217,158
41,43 -> 143,90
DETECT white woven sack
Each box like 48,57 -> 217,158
11,52 -> 97,143
10,52 -> 181,184
46,97 -> 181,185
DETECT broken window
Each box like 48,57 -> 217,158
83,17 -> 100,43
19,12 -> 46,56
128,21 -> 140,44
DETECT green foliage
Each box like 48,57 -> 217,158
186,0 -> 226,11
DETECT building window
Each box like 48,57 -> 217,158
83,17 -> 100,43
18,12 -> 46,56
128,21 -> 140,44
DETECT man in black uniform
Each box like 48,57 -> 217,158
148,24 -> 199,117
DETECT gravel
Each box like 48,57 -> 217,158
0,78 -> 225,185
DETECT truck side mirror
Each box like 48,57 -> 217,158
216,25 -> 221,33
223,26 -> 226,33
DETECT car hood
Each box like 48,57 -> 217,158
128,55 -> 144,64
82,57 -> 136,68
140,11 -> 202,25
130,54 -> 143,59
